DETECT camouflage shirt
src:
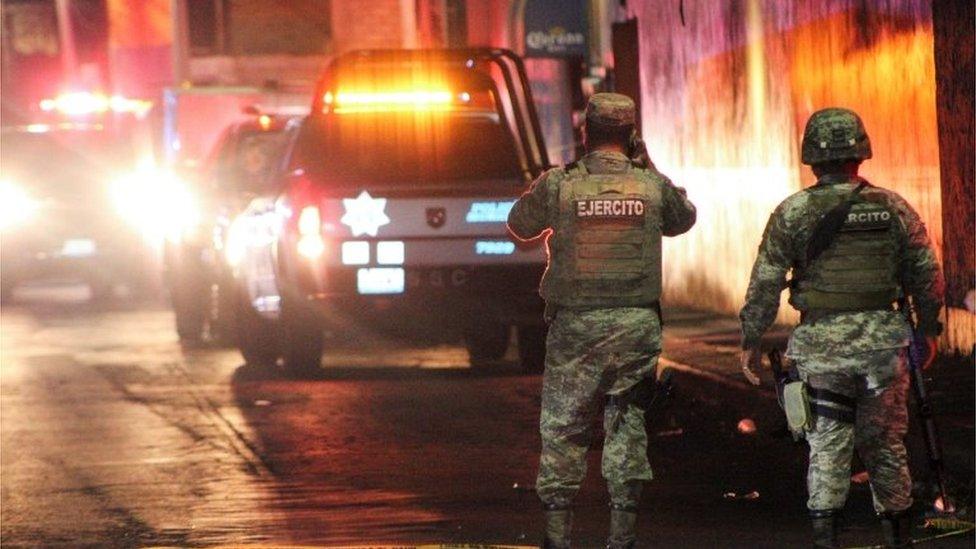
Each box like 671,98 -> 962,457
740,174 -> 945,356
507,150 -> 696,241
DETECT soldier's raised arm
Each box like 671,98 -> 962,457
507,169 -> 559,240
892,195 -> 945,336
659,176 -> 696,236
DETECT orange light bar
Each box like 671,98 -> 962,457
322,88 -> 457,113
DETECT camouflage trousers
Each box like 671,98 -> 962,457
536,307 -> 660,509
796,347 -> 912,513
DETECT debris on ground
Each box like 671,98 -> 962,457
723,491 -> 760,501
737,418 -> 757,435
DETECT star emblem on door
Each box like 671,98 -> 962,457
341,190 -> 390,237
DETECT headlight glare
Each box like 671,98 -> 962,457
111,169 -> 200,243
0,181 -> 40,231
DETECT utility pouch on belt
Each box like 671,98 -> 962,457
768,349 -> 811,440
783,381 -> 813,439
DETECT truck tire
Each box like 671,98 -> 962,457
234,287 -> 280,367
279,293 -> 323,377
517,325 -> 548,374
167,244 -> 209,342
465,322 -> 511,367
172,281 -> 207,342
207,270 -> 237,347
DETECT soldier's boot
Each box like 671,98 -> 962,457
879,511 -> 913,548
606,503 -> 638,549
541,504 -> 572,549
810,509 -> 840,548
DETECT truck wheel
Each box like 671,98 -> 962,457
465,322 -> 511,367
279,293 -> 323,377
166,244 -> 210,342
234,287 -> 280,366
517,325 -> 548,374
170,273 -> 208,342
207,271 -> 237,347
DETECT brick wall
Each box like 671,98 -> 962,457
330,0 -> 406,54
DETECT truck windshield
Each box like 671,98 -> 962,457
225,129 -> 293,193
291,113 -> 523,186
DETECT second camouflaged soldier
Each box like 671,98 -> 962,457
508,93 -> 696,549
739,108 -> 944,548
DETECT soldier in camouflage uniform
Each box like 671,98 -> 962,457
739,108 -> 944,548
508,93 -> 696,549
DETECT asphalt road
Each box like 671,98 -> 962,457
2,286 -> 972,548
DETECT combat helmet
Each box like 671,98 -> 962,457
800,108 -> 872,165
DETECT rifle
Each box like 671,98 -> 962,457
903,299 -> 955,513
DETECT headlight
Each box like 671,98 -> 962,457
0,181 -> 40,231
224,207 -> 281,268
111,169 -> 200,243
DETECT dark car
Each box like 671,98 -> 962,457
0,124 -> 154,301
227,49 -> 551,375
165,114 -> 300,343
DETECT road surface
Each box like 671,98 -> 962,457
2,286 -> 972,547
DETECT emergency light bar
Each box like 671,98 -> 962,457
322,88 -> 467,114
39,92 -> 153,117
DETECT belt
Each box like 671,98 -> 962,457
801,303 -> 897,324
801,288 -> 899,311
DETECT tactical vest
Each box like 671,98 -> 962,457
540,162 -> 663,309
790,185 -> 902,312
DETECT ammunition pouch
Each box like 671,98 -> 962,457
783,381 -> 813,438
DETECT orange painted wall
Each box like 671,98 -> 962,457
625,1 -> 963,347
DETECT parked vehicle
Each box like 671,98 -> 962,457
1,120 -> 155,301
164,113 -> 300,343
227,48 -> 551,374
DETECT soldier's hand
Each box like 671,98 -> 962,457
740,347 -> 763,386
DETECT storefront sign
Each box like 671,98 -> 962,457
524,0 -> 588,58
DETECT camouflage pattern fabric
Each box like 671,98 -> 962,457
535,307 -> 660,509
800,107 -> 873,165
740,174 -> 945,351
507,151 -> 696,244
798,348 -> 912,513
585,93 -> 636,127
740,170 -> 943,517
508,115 -> 695,519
